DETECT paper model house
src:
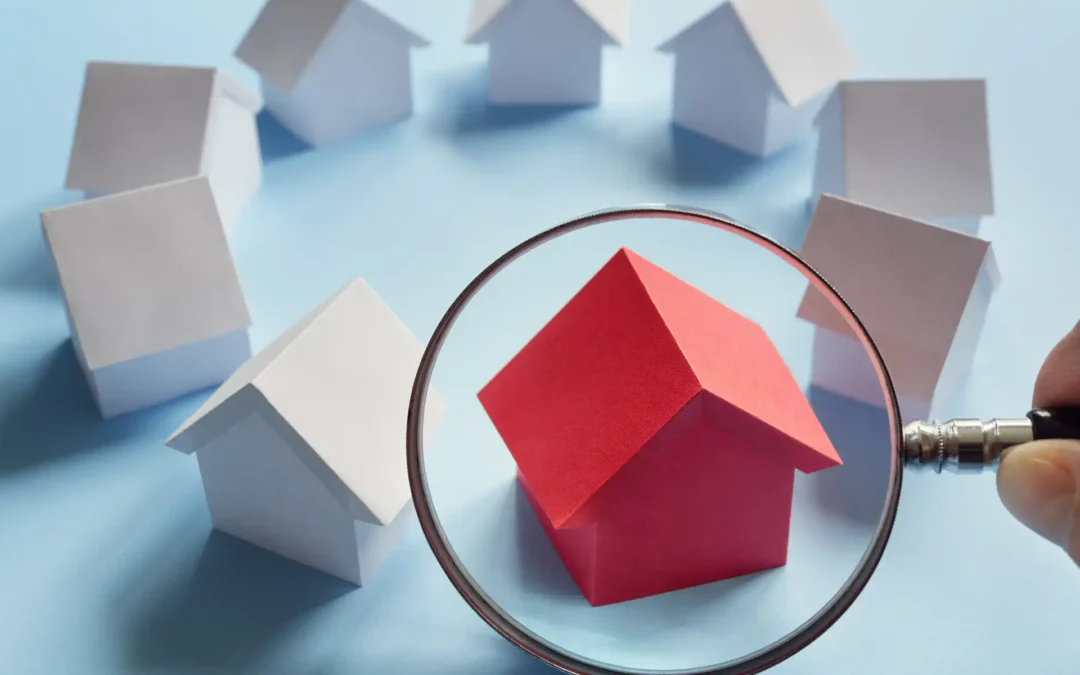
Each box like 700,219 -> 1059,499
165,277 -> 446,586
478,249 -> 842,606
41,176 -> 253,419
796,195 -> 1001,422
64,61 -> 264,233
657,0 -> 856,158
235,0 -> 429,147
812,79 -> 994,235
465,0 -> 629,106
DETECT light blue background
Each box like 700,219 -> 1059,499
1,1 -> 1079,674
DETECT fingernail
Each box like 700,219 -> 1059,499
997,441 -> 1080,548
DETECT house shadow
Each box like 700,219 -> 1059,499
729,192 -> 817,251
511,478 -> 584,599
0,340 -> 175,475
803,387 -> 893,527
434,64 -> 592,138
650,123 -> 762,187
312,635 -> 561,675
773,196 -> 816,249
256,109 -> 313,162
0,192 -> 77,295
588,566 -> 784,643
123,529 -> 354,675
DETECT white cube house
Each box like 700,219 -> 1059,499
812,79 -> 995,235
236,0 -> 429,147
64,61 -> 264,233
41,176 -> 253,419
795,195 -> 1000,423
165,278 -> 447,586
658,0 -> 856,158
465,0 -> 629,106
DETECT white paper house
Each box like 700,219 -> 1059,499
165,278 -> 447,585
813,79 -> 995,236
235,0 -> 430,147
465,0 -> 630,106
41,176 -> 253,419
64,62 -> 264,233
657,0 -> 856,158
795,195 -> 1000,423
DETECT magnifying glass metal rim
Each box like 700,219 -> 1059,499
406,204 -> 904,675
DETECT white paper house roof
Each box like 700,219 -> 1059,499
166,277 -> 447,527
796,195 -> 1000,401
466,0 -> 630,45
658,0 -> 856,108
236,0 -> 430,93
65,62 -> 262,197
41,176 -> 252,371
822,79 -> 995,219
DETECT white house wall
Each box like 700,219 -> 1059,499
486,0 -> 605,105
274,0 -> 415,146
89,328 -> 251,419
204,95 -> 263,232
930,260 -> 996,418
669,4 -> 771,156
261,79 -> 318,145
809,325 -> 931,423
761,86 -> 832,157
355,499 -> 415,584
197,408 -> 364,585
810,91 -> 846,204
929,215 -> 983,237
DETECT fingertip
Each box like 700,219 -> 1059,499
1032,321 -> 1080,408
997,440 -> 1080,549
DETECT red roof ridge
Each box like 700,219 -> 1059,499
621,247 -> 841,474
547,248 -> 702,528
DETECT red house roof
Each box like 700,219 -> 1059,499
478,248 -> 840,529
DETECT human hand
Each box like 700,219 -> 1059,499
997,320 -> 1080,565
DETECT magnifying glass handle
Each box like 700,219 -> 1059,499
903,407 -> 1080,474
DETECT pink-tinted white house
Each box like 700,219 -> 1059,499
796,194 -> 1000,422
812,79 -> 995,236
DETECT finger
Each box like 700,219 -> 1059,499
996,320 -> 1080,565
997,439 -> 1080,565
1033,319 -> 1080,408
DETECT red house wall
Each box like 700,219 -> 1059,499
522,391 -> 796,606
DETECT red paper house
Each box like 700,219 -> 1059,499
478,248 -> 842,606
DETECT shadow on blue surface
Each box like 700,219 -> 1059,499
316,635 -> 561,675
436,65 -> 592,136
256,110 -> 313,163
805,387 -> 893,527
123,529 -> 353,674
653,124 -> 762,187
0,341 -> 174,475
512,477 -> 584,599
747,194 -> 817,251
0,192 -> 75,295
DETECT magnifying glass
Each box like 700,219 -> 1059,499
405,205 -> 1080,675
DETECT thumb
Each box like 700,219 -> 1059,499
997,439 -> 1080,565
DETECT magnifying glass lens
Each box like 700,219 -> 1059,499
416,212 -> 898,674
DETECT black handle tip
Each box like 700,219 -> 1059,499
1027,407 -> 1080,441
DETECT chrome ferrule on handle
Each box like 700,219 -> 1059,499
902,418 -> 1035,474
